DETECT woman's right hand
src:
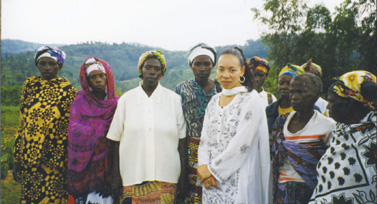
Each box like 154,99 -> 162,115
12,162 -> 21,182
202,176 -> 219,189
111,173 -> 123,200
196,164 -> 212,184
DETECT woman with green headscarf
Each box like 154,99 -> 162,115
106,50 -> 186,203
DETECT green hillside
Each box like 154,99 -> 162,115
1,39 -> 268,95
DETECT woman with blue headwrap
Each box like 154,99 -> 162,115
266,64 -> 305,136
13,46 -> 77,203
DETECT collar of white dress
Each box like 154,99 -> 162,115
222,86 -> 247,96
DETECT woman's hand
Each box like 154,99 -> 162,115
196,164 -> 212,184
202,176 -> 219,189
12,162 -> 21,182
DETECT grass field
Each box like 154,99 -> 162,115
1,105 -> 21,203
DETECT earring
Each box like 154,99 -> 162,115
240,76 -> 245,83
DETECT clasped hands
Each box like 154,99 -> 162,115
196,164 -> 219,190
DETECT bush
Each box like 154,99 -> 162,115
1,86 -> 22,106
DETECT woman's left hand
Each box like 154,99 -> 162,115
196,164 -> 212,184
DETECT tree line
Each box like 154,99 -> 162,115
1,39 -> 268,106
2,0 -> 375,106
253,0 -> 376,94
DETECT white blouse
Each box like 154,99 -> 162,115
106,83 -> 186,186
198,90 -> 271,204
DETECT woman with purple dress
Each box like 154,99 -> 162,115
67,57 -> 119,204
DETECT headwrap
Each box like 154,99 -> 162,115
330,70 -> 377,110
34,46 -> 66,66
68,56 -> 118,195
188,43 -> 217,66
137,50 -> 166,78
247,56 -> 270,74
85,57 -> 106,75
278,64 -> 305,78
301,59 -> 322,77
79,57 -> 116,99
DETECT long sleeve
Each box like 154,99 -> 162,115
198,105 -> 211,166
176,97 -> 186,139
106,96 -> 126,142
258,110 -> 271,204
208,96 -> 265,182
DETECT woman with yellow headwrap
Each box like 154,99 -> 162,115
248,56 -> 277,107
106,50 -> 186,203
309,71 -> 377,204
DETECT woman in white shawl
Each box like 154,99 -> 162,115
197,47 -> 270,204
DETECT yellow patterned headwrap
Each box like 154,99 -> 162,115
331,70 -> 377,110
137,50 -> 167,78
247,56 -> 270,74
278,64 -> 305,78
301,59 -> 322,77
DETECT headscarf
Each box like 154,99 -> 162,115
85,57 -> 106,75
79,57 -> 116,100
301,59 -> 322,77
188,43 -> 217,66
34,46 -> 66,66
278,64 -> 305,78
247,56 -> 270,74
137,50 -> 167,78
330,70 -> 377,110
68,57 -> 119,195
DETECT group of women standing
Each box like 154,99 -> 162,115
13,45 -> 376,204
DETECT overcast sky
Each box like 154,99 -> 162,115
2,0 -> 343,51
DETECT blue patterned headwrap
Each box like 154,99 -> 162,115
34,46 -> 66,66
278,64 -> 305,78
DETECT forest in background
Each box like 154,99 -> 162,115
1,39 -> 269,106
2,0 -> 376,106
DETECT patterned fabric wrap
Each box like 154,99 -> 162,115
14,76 -> 77,203
174,78 -> 221,203
137,50 -> 167,77
67,57 -> 119,196
331,70 -> 377,110
271,114 -> 327,204
309,111 -> 377,204
247,56 -> 270,74
275,181 -> 314,204
34,46 -> 66,66
301,59 -> 322,77
278,64 -> 305,78
121,181 -> 177,204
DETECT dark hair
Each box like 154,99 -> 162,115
218,47 -> 254,92
293,73 -> 323,96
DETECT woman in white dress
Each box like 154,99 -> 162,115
197,47 -> 270,204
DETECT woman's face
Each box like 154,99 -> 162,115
278,74 -> 293,98
217,54 -> 245,89
141,58 -> 162,87
252,69 -> 267,90
88,70 -> 107,93
290,78 -> 318,112
37,57 -> 61,80
326,91 -> 350,123
191,55 -> 213,82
